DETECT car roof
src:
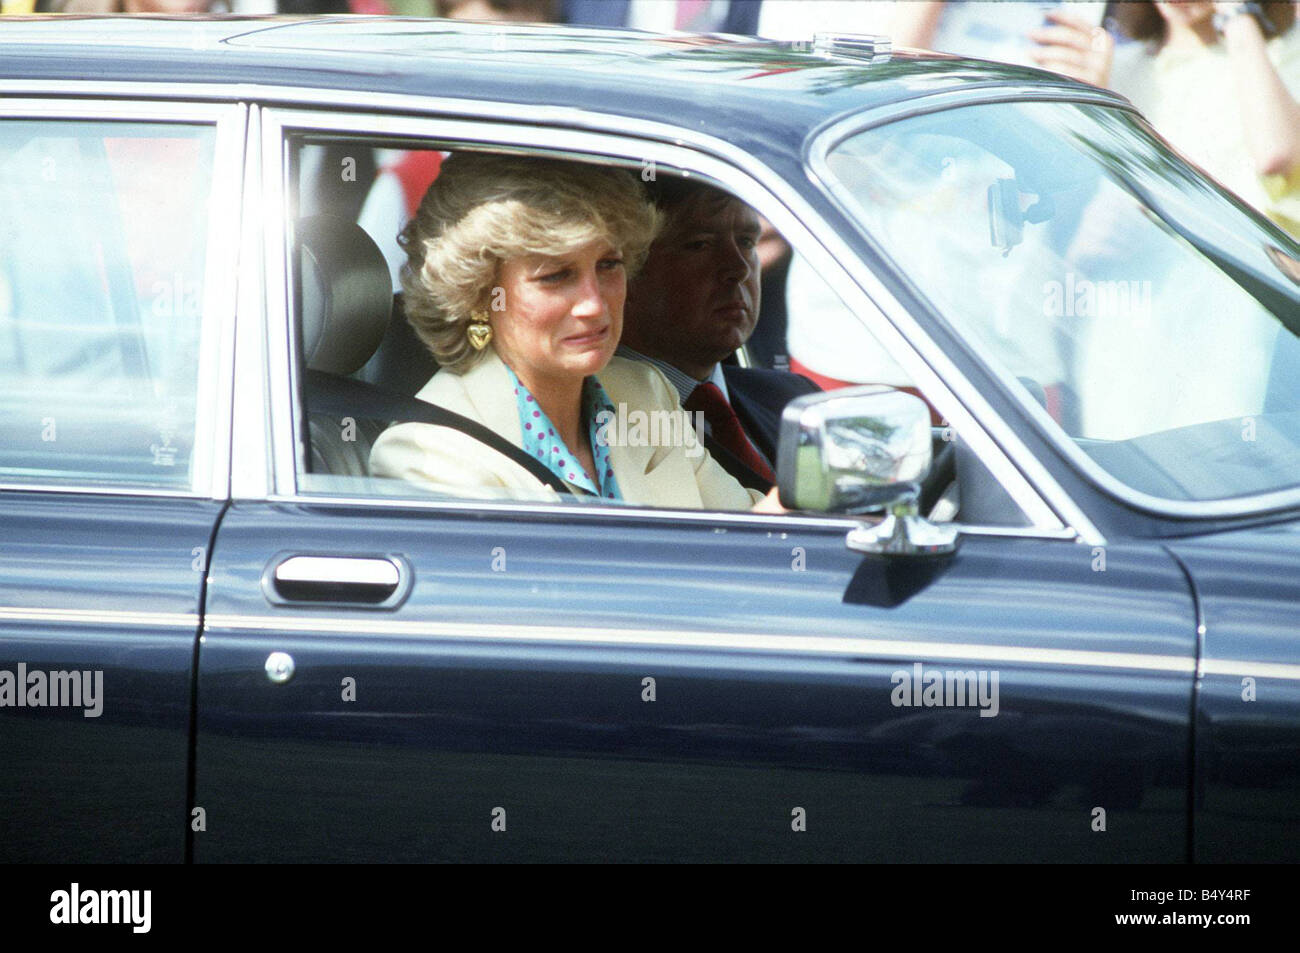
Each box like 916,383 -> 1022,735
1,15 -> 1113,148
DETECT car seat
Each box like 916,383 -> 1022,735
356,291 -> 439,397
297,213 -> 399,475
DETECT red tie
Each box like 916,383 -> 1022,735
685,381 -> 776,484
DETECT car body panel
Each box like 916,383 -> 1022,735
1167,525 -> 1300,862
0,493 -> 221,862
197,502 -> 1194,862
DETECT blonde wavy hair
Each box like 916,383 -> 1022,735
398,153 -> 661,374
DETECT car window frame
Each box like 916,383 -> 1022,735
0,97 -> 245,501
251,104 -> 1090,544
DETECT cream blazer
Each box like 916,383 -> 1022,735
369,349 -> 763,510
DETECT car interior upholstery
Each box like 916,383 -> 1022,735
297,213 -> 401,476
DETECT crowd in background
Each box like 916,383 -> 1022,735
8,0 -> 1296,235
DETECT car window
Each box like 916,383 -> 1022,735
284,136 -> 1020,524
0,120 -> 216,490
822,101 -> 1300,504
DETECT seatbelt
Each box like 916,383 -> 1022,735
305,369 -> 573,495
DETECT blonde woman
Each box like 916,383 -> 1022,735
370,154 -> 781,512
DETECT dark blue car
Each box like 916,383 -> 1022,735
1,15 -> 1298,863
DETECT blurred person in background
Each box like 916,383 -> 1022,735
890,0 -> 1114,84
760,0 -> 1114,84
51,0 -> 223,10
759,0 -> 893,40
437,0 -> 556,19
1107,1 -> 1300,237
762,1 -> 1117,391
563,0 -> 762,34
890,1 -> 1300,235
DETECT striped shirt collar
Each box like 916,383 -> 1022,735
615,345 -> 728,405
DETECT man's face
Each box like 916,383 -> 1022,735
624,192 -> 762,378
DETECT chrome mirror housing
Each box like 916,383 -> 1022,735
776,385 -> 959,557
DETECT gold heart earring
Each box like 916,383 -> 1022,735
466,310 -> 493,351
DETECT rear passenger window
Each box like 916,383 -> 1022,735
0,120 -> 215,489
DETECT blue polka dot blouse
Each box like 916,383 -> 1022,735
504,363 -> 623,501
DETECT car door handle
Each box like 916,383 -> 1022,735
262,554 -> 411,608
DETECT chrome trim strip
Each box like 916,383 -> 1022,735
0,97 -> 246,502
262,490 -> 1081,540
0,96 -> 243,122
0,78 -> 789,128
259,106 -> 1074,541
0,607 -> 199,628
230,104 -> 274,501
0,482 -> 204,499
204,612 -> 1194,674
199,103 -> 248,503
260,109 -> 303,496
282,491 -> 856,527
1199,658 -> 1300,682
809,89 -> 1300,524
953,524 -> 1076,540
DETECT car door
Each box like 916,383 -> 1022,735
0,101 -> 243,861
193,110 -> 1197,862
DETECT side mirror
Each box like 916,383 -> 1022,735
776,385 -> 959,557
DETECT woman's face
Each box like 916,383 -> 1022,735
1153,1 -> 1215,29
490,238 -> 625,388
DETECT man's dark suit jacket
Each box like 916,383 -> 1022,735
710,365 -> 820,491
562,0 -> 762,34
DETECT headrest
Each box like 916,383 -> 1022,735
298,214 -> 392,376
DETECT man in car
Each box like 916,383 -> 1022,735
618,177 -> 819,490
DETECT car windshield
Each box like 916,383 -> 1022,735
821,100 -> 1300,506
